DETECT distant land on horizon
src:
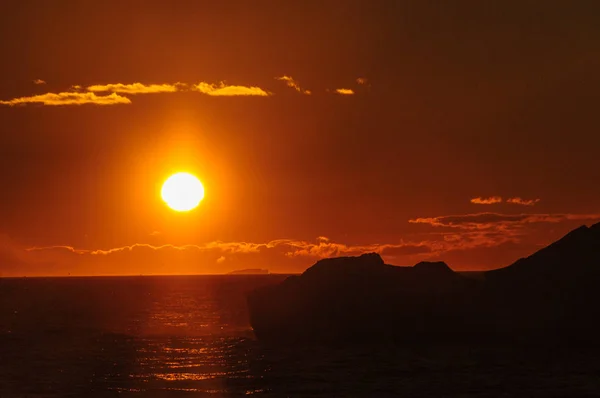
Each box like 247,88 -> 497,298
227,269 -> 270,275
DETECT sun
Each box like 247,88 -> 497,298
161,172 -> 205,212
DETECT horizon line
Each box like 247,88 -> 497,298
0,272 -> 300,279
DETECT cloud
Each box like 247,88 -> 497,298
26,238 -> 436,262
275,76 -> 311,95
87,82 -> 180,94
469,196 -> 541,206
11,233 -> 507,275
405,212 -> 600,269
27,243 -> 204,255
263,239 -> 437,260
191,82 -> 270,96
87,81 -> 272,97
5,77 -> 366,107
0,232 -> 438,276
15,213 -> 600,275
280,240 -> 379,258
334,88 -> 354,95
0,92 -> 131,106
24,235 -> 521,273
470,196 -> 502,205
356,77 -> 369,86
507,197 -> 540,206
409,212 -> 600,229
406,212 -> 600,267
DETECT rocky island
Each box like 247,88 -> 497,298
247,222 -> 600,344
228,269 -> 270,275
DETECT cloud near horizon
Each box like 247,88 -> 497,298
87,82 -> 181,94
406,212 -> 600,268
409,212 -> 600,229
471,196 -> 503,204
14,237 -> 451,275
5,212 -> 599,275
25,238 -> 434,259
275,76 -> 311,95
2,77 -> 367,106
191,82 -> 271,96
356,77 -> 369,86
0,92 -> 131,106
469,196 -> 541,206
334,88 -> 354,95
507,197 -> 541,206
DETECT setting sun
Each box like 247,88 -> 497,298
161,172 -> 205,212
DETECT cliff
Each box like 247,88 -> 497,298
247,222 -> 600,344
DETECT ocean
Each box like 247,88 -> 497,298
1,275 -> 599,397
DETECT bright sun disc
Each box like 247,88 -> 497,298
161,172 -> 205,212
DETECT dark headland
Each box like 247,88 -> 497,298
247,222 -> 600,344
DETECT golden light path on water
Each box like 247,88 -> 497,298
104,280 -> 269,395
119,337 -> 265,395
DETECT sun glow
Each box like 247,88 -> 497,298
161,172 -> 205,212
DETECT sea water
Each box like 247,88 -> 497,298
1,275 -> 598,397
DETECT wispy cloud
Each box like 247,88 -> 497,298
191,82 -> 271,96
275,76 -> 311,95
4,77 -> 368,107
17,212 -> 600,275
0,229 -> 526,275
13,237 -> 442,275
334,88 -> 354,95
276,239 -> 439,259
0,92 -> 131,106
405,212 -> 600,268
470,196 -> 503,204
356,77 -> 370,86
87,82 -> 180,94
26,238 -> 437,261
409,212 -> 600,229
27,243 -> 203,255
507,197 -> 540,206
22,234 -> 522,272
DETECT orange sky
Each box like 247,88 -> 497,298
1,1 -> 600,276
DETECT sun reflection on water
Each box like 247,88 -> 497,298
0,276 -> 288,396
123,335 -> 266,395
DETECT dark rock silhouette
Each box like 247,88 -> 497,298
485,221 -> 600,342
248,253 -> 480,343
247,222 -> 600,344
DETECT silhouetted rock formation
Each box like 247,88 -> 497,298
247,222 -> 600,344
247,253 -> 481,343
485,221 -> 600,342
413,261 -> 455,275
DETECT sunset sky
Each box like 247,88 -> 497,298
1,1 -> 599,276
